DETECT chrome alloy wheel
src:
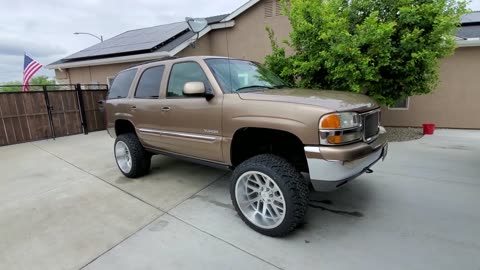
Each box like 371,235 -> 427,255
115,141 -> 132,173
235,171 -> 286,229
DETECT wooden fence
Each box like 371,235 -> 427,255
0,84 -> 108,146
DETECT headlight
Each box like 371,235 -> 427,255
319,112 -> 361,129
319,112 -> 362,145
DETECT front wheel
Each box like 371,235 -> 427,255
230,154 -> 309,237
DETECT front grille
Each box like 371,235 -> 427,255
363,111 -> 380,141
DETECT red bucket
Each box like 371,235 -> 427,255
422,123 -> 435,135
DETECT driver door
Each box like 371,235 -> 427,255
158,61 -> 223,162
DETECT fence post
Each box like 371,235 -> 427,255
75,83 -> 88,135
42,85 -> 56,139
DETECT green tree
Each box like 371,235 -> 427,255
265,0 -> 468,105
0,76 -> 56,92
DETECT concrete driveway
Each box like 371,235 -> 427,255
1,130 -> 479,270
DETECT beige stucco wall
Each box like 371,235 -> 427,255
55,62 -> 141,85
381,46 -> 480,129
208,0 -> 292,62
177,33 -> 212,57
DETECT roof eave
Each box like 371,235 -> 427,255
456,38 -> 480,47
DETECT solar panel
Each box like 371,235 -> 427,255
55,14 -> 228,63
64,22 -> 189,60
457,25 -> 480,39
461,12 -> 480,24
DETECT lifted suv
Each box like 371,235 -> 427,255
105,56 -> 388,237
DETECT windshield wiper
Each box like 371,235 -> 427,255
235,85 -> 274,92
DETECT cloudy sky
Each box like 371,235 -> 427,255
1,0 -> 479,83
0,0 -> 245,83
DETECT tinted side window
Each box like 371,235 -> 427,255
135,66 -> 165,98
167,62 -> 209,98
107,69 -> 137,99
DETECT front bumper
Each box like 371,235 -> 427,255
305,129 -> 388,192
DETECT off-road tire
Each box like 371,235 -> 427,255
230,154 -> 309,237
114,133 -> 151,178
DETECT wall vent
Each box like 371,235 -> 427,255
275,0 -> 282,16
265,0 -> 274,18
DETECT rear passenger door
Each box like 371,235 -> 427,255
130,65 -> 169,149
105,69 -> 137,135
158,61 -> 223,162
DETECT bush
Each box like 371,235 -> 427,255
265,0 -> 468,105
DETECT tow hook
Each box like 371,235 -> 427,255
365,168 -> 373,174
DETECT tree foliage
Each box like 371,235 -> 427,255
265,0 -> 468,104
0,76 -> 56,92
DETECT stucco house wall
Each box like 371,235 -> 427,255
381,46 -> 480,129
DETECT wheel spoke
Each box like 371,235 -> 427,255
272,202 -> 284,212
261,201 -> 268,216
273,196 -> 284,204
269,203 -> 281,217
246,181 -> 261,191
253,174 -> 264,185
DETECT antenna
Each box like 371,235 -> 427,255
185,17 -> 208,48
224,21 -> 233,92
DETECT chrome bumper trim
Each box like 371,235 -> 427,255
304,142 -> 388,191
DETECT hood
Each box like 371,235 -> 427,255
238,88 -> 378,112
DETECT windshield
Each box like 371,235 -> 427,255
205,58 -> 286,93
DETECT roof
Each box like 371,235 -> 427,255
457,25 -> 480,39
461,11 -> 480,25
457,11 -> 480,42
47,14 -> 229,69
64,22 -> 190,60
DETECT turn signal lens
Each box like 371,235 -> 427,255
327,135 -> 342,144
320,115 -> 341,129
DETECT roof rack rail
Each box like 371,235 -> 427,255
128,56 -> 179,68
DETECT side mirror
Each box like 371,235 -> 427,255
183,82 -> 206,95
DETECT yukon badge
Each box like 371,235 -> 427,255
203,129 -> 219,134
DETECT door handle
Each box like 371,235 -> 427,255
131,105 -> 137,110
161,106 -> 171,112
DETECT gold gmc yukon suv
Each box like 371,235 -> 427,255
105,56 -> 388,237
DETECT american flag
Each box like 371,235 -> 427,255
23,54 -> 43,92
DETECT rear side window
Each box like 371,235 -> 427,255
107,69 -> 137,99
135,66 -> 165,98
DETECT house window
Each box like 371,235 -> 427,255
388,97 -> 410,110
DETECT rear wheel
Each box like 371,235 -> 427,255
114,133 -> 151,178
230,154 -> 308,237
